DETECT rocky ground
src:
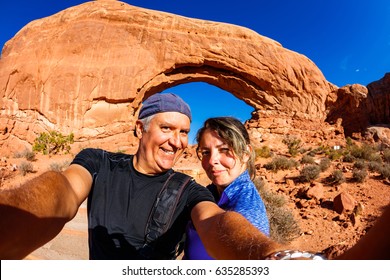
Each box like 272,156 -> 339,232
178,150 -> 390,259
1,142 -> 390,260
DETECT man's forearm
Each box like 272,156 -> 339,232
336,203 -> 390,260
201,211 -> 282,259
0,171 -> 78,259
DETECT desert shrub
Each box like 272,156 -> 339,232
266,206 -> 301,244
319,157 -> 331,172
49,160 -> 71,172
330,170 -> 345,184
326,148 -> 344,161
353,160 -> 367,171
368,161 -> 383,173
18,161 -> 34,176
33,131 -> 74,155
349,143 -> 378,161
255,146 -> 272,158
306,150 -> 316,157
299,164 -> 321,182
383,149 -> 390,163
14,149 -> 36,161
346,137 -> 354,147
353,169 -> 368,183
254,177 -> 285,208
342,153 -> 355,163
263,156 -> 298,172
282,136 -> 302,157
379,164 -> 390,179
306,146 -> 325,157
369,152 -> 383,163
254,178 -> 300,244
301,154 -> 315,164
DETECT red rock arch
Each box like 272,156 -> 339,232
0,1 -> 343,153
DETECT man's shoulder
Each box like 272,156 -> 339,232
76,148 -> 133,160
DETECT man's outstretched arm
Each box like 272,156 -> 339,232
0,164 -> 91,259
336,202 -> 390,260
191,201 -> 283,260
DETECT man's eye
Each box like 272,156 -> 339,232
180,130 -> 189,136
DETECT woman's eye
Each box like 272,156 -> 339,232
220,148 -> 231,154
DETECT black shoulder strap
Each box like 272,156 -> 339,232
144,172 -> 192,244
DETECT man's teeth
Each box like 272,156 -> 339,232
162,148 -> 175,155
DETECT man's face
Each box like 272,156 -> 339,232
135,112 -> 190,175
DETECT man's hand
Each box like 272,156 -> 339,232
191,201 -> 282,259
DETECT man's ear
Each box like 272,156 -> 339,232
134,120 -> 144,139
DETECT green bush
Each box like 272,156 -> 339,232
33,131 -> 74,155
306,146 -> 325,157
353,160 -> 367,171
14,149 -> 36,161
368,161 -> 382,173
282,136 -> 302,157
301,154 -> 315,164
330,170 -> 345,184
267,207 -> 301,244
18,161 -> 34,176
255,146 -> 272,158
383,149 -> 390,163
325,147 -> 344,161
348,143 -> 378,161
379,164 -> 390,179
299,164 -> 321,182
263,156 -> 298,172
319,157 -> 331,172
346,137 -> 354,147
352,169 -> 368,183
342,153 -> 355,163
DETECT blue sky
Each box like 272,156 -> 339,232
1,0 -> 390,143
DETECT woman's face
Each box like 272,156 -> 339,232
198,128 -> 248,189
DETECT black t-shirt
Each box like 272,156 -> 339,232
71,148 -> 214,259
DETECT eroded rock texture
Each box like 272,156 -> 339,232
0,0 -> 388,154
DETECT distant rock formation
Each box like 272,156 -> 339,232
326,73 -> 390,142
0,0 -> 389,155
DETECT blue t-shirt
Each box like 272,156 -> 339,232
184,170 -> 270,260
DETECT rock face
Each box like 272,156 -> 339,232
0,0 -> 389,154
366,73 -> 390,125
326,74 -> 390,140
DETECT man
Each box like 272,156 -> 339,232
0,93 -> 282,260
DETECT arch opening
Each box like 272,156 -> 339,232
160,82 -> 254,144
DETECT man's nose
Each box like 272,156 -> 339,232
169,131 -> 182,148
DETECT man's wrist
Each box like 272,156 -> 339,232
265,249 -> 327,260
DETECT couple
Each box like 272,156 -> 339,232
0,93 -> 389,260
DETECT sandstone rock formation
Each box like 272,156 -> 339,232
326,73 -> 390,143
0,0 -> 389,155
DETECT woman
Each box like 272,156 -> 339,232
184,117 -> 270,259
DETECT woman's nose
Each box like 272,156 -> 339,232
207,150 -> 220,165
